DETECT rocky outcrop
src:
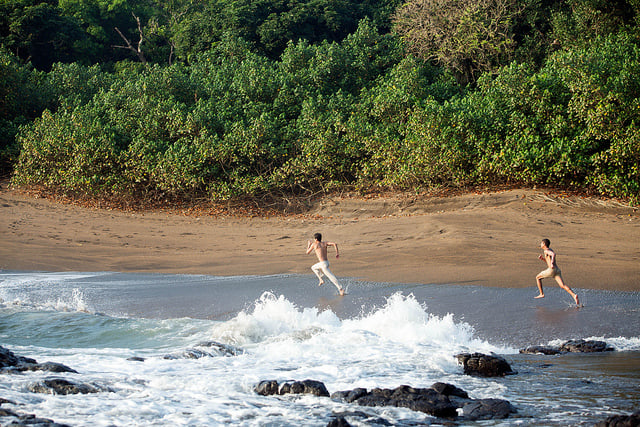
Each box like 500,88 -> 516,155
255,379 -> 330,397
1,346 -> 36,368
327,416 -> 353,427
461,398 -> 517,421
456,353 -> 516,377
28,378 -> 104,395
560,339 -> 613,353
163,341 -> 244,360
518,345 -> 561,355
336,385 -> 458,418
520,339 -> 614,355
332,382 -> 516,420
255,379 -> 516,421
1,346 -> 77,374
594,410 -> 640,427
0,398 -> 70,426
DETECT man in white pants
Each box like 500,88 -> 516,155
306,233 -> 345,296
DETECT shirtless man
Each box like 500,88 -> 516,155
535,238 -> 579,306
306,233 -> 345,296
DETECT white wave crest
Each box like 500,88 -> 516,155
210,291 -> 508,356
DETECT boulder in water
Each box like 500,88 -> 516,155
254,379 -> 330,397
28,378 -> 102,395
456,353 -> 516,377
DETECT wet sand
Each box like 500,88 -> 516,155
1,184 -> 639,291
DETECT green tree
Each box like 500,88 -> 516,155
2,1 -> 86,70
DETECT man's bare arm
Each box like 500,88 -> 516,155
327,242 -> 339,258
306,240 -> 315,255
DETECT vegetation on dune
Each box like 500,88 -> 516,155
1,0 -> 639,205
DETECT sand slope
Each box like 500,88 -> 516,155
1,185 -> 638,291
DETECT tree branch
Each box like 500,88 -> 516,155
113,13 -> 147,64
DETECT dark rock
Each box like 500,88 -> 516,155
560,339 -> 613,353
461,398 -> 517,421
17,362 -> 78,374
279,380 -> 330,397
520,339 -> 614,355
1,346 -> 77,374
254,379 -> 330,397
456,353 -> 515,377
127,357 -> 146,362
1,346 -> 37,368
164,349 -> 212,360
254,380 -> 279,396
0,399 -> 72,426
431,382 -> 469,398
519,345 -> 561,355
331,388 -> 368,403
164,341 -> 244,360
353,385 -> 458,418
327,416 -> 352,427
197,341 -> 244,356
28,378 -> 101,395
594,410 -> 640,427
0,407 -> 19,417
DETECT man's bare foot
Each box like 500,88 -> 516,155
534,294 -> 545,299
339,289 -> 345,296
318,280 -> 324,287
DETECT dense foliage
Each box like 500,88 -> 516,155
2,0 -> 639,204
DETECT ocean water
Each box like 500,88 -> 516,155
0,271 -> 638,426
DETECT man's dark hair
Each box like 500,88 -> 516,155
314,233 -> 322,241
542,238 -> 551,247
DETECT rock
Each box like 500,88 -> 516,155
279,380 -> 330,397
327,416 -> 352,427
594,410 -> 640,427
164,341 -> 244,360
1,412 -> 71,426
519,345 -> 561,355
196,341 -> 244,356
347,385 -> 458,418
1,346 -> 37,368
519,340 -> 614,355
461,398 -> 517,420
164,349 -> 213,360
1,346 -> 77,374
254,379 -> 330,397
431,382 -> 469,398
127,357 -> 146,362
560,339 -> 613,353
28,378 -> 101,395
331,388 -> 368,403
254,380 -> 279,396
17,362 -> 78,374
456,353 -> 515,377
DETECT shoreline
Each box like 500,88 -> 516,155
1,185 -> 639,292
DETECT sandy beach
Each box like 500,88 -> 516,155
1,183 -> 639,292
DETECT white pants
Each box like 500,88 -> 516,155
311,260 -> 342,291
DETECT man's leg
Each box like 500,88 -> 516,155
535,274 -> 545,298
320,263 -> 343,295
311,262 -> 325,286
555,275 -> 579,305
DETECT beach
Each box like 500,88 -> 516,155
2,183 -> 640,426
2,183 -> 639,291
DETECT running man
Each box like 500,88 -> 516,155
306,233 -> 345,296
535,238 -> 579,306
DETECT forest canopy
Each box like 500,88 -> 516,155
1,0 -> 639,205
